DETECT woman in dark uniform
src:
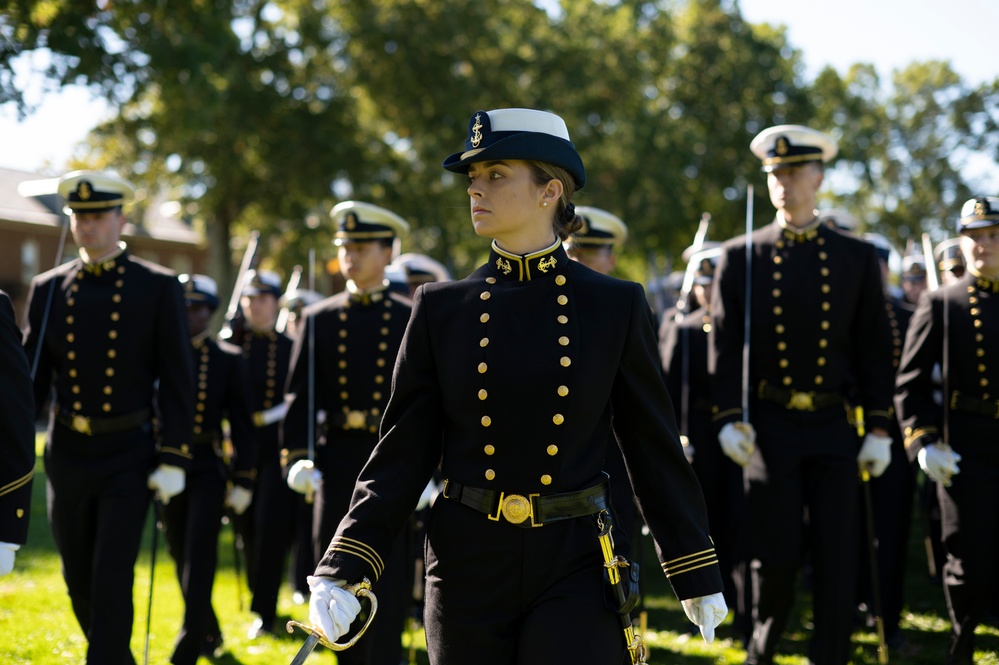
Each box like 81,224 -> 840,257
306,108 -> 726,664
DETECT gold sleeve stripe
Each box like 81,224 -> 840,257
904,427 -> 937,449
160,446 -> 193,459
662,547 -> 716,567
868,409 -> 893,419
330,536 -> 385,577
0,469 -> 34,497
711,408 -> 742,422
663,559 -> 720,578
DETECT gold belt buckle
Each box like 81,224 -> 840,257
788,391 -> 814,411
72,414 -> 93,435
488,493 -> 540,526
345,410 -> 367,430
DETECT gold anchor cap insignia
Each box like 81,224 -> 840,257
975,200 -> 989,216
471,113 -> 484,148
775,137 -> 789,155
345,212 -> 357,230
78,181 -> 92,200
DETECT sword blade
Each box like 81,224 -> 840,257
289,631 -> 321,665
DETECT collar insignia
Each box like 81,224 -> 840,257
537,256 -> 557,273
496,257 -> 512,275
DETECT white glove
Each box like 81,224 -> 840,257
857,433 -> 893,478
718,422 -> 755,467
679,435 -> 695,464
680,592 -> 728,643
148,464 -> 186,505
226,485 -> 253,515
416,479 -> 438,511
288,460 -> 322,495
307,575 -> 362,642
0,542 -> 20,577
918,443 -> 962,487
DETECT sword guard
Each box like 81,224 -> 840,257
286,577 -> 379,652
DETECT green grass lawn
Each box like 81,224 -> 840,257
2,440 -> 997,664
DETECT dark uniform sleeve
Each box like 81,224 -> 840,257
610,284 -> 722,601
154,276 -> 196,469
23,274 -> 56,418
850,247 -> 896,432
708,242 -> 746,426
315,288 -> 442,583
895,290 -> 942,460
224,348 -> 257,488
1,292 -> 35,544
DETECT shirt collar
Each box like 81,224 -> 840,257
488,238 -> 567,281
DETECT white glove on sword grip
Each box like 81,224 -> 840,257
681,592 -> 728,643
226,485 -> 253,515
918,443 -> 962,487
857,433 -> 893,478
148,464 -> 186,505
308,575 -> 362,642
718,422 -> 755,468
0,542 -> 20,577
288,459 -> 322,495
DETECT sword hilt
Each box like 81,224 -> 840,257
286,577 -> 379,653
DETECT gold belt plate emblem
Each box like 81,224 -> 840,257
500,494 -> 532,524
72,414 -> 92,435
788,391 -> 814,411
345,410 -> 367,429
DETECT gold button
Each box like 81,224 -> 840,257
773,256 -> 783,265
338,344 -> 347,353
819,252 -> 828,260
547,445 -> 558,456
817,357 -> 827,366
819,339 -> 828,348
821,284 -> 831,294
773,272 -> 782,281
72,385 -> 80,394
775,324 -> 785,334
104,386 -> 112,395
974,319 -> 982,328
782,376 -> 792,386
977,348 -> 985,357
557,315 -> 568,324
981,378 -> 989,387
779,359 -> 789,368
821,321 -> 830,330
198,391 -> 206,399
107,349 -> 116,359
73,401 -> 82,410
66,333 -> 74,343
480,337 -> 489,347
76,271 -> 84,279
777,342 -> 787,351
339,360 -> 348,369
105,368 -> 115,377
560,356 -> 571,367
978,364 -> 987,373
339,330 -> 347,338
376,358 -> 386,367
557,295 -> 568,305
338,376 -> 348,384
478,389 -> 488,400
481,416 -> 492,427
815,376 -> 824,385
817,237 -> 826,245
555,275 -> 567,286
196,403 -> 205,411
383,312 -> 391,320
486,277 -> 497,284
67,351 -> 76,360
112,294 -> 121,303
773,306 -> 783,315
117,266 -> 125,274
776,240 -> 784,249
375,375 -> 384,384
557,385 -> 569,397
821,302 -> 831,311
540,474 -> 552,485
558,336 -> 569,346
480,292 -> 491,301
69,369 -> 77,378
378,342 -> 388,351
484,445 -> 495,455
109,330 -> 118,340
485,469 -> 496,481
71,284 -> 79,292
339,312 -> 348,321
67,298 -> 75,307
373,391 -> 382,400
821,267 -> 830,276
553,414 -> 564,425
478,362 -> 488,374
110,312 -> 120,321
976,333 -> 984,342
66,316 -> 74,324
102,403 -> 112,412
380,327 -> 389,335
772,289 -> 781,297
340,391 -> 349,400
480,313 -> 490,323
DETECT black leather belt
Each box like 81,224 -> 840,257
56,407 -> 152,436
758,381 -> 843,411
442,479 -> 609,528
951,391 -> 999,419
331,410 -> 381,431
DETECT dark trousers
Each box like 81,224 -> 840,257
45,424 -> 156,665
424,497 -> 626,665
938,452 -> 999,664
161,448 -> 226,665
248,451 -> 297,626
744,408 -> 859,665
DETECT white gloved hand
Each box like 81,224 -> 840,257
416,479 -> 438,511
148,464 -> 186,505
918,443 -> 962,487
857,433 -> 893,478
226,485 -> 253,515
288,460 -> 322,495
680,592 -> 728,643
679,435 -> 695,464
718,422 -> 755,467
307,575 -> 362,642
0,542 -> 20,577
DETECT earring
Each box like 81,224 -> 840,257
542,202 -> 549,208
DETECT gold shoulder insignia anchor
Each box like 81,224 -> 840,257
496,257 -> 512,275
537,256 -> 556,273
